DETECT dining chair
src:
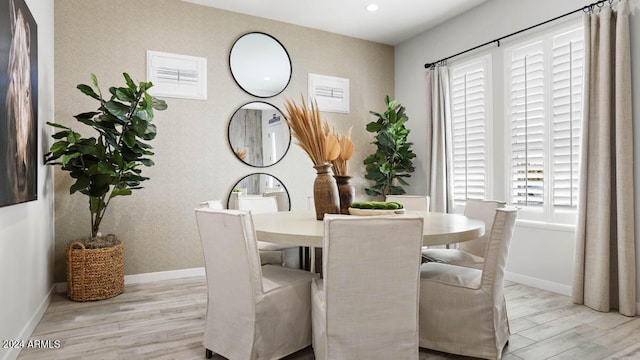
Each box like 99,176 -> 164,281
198,199 -> 223,209
421,199 -> 506,268
385,195 -> 430,211
237,196 -> 295,266
418,207 -> 518,360
386,195 -> 432,255
312,214 -> 424,360
195,208 -> 318,360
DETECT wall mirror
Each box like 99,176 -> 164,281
227,173 -> 291,211
229,32 -> 292,98
228,101 -> 291,167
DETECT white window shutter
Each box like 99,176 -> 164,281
450,60 -> 487,207
552,29 -> 584,208
510,43 -> 545,207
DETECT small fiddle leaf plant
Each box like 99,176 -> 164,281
45,73 -> 167,239
364,96 -> 416,197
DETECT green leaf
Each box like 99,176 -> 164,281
70,176 -> 90,194
67,132 -> 81,143
122,130 -> 136,148
47,122 -> 71,130
110,188 -> 132,198
104,100 -> 130,118
151,97 -> 167,111
49,141 -> 69,155
365,188 -> 382,196
52,130 -> 70,139
97,162 -> 116,175
139,158 -> 154,166
88,174 -> 111,197
62,153 -> 81,167
77,84 -> 100,100
115,87 -> 135,102
366,122 -> 383,133
90,73 -> 99,88
123,73 -> 136,90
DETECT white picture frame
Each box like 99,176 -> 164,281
146,50 -> 207,100
308,73 -> 350,113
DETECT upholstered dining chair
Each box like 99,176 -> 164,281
421,199 -> 506,268
385,195 -> 430,211
418,207 -> 518,360
198,199 -> 223,209
195,208 -> 318,360
237,196 -> 295,266
312,214 -> 424,360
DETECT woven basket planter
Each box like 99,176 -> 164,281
66,235 -> 124,302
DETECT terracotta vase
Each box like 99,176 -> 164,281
313,163 -> 340,220
334,175 -> 355,215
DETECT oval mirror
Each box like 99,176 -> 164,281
228,101 -> 291,167
227,173 -> 291,211
229,32 -> 292,98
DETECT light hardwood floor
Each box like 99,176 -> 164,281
17,277 -> 640,360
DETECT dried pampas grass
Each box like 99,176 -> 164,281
284,96 -> 340,165
331,127 -> 354,176
235,149 -> 247,160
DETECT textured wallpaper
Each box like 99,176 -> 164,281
53,0 -> 394,280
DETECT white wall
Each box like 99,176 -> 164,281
396,0 -> 640,307
0,0 -> 55,359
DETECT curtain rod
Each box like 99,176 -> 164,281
423,0 -> 613,69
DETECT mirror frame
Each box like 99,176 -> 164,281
229,32 -> 292,98
227,101 -> 291,168
227,172 -> 291,211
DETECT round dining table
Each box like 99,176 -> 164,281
252,211 -> 485,248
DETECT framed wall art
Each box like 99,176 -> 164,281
0,0 -> 38,208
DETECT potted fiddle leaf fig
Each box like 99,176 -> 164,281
44,73 -> 167,301
364,96 -> 416,197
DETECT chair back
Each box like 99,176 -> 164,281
322,214 -> 424,356
385,195 -> 430,211
194,209 -> 263,351
198,199 -> 224,209
479,207 -> 518,290
237,196 -> 278,214
459,199 -> 506,258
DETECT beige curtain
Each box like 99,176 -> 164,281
573,0 -> 636,316
425,66 -> 453,213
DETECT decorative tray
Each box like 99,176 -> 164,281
348,208 -> 406,216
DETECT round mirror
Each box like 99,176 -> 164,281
227,173 -> 291,211
229,32 -> 292,98
228,101 -> 291,167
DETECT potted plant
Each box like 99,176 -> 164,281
364,96 -> 416,197
45,73 -> 167,301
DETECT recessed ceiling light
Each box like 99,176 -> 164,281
366,4 -> 378,12
264,77 -> 271,81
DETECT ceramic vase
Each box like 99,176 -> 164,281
313,163 -> 340,220
334,175 -> 355,215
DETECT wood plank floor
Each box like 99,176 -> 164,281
17,276 -> 640,360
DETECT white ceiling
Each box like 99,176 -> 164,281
182,0 -> 487,45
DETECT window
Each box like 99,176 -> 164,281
506,26 -> 584,222
446,23 -> 583,224
449,57 -> 490,208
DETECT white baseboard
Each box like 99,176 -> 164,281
505,271 -> 572,296
3,285 -> 55,360
54,267 -> 205,293
124,267 -> 205,285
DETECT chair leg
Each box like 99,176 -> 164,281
205,348 -> 213,359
